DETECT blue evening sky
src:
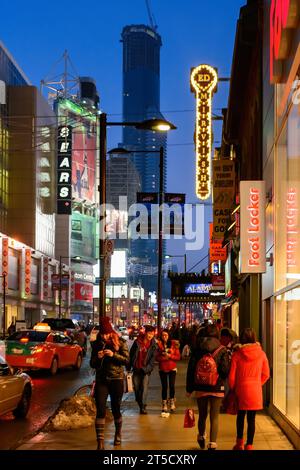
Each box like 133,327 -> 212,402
1,0 -> 246,272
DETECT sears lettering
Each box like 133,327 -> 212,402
59,172 -> 71,183
59,187 -> 70,198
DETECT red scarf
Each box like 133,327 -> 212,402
135,338 -> 150,369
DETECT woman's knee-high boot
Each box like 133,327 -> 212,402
95,418 -> 105,450
114,417 -> 122,446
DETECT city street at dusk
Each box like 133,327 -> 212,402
0,0 -> 300,464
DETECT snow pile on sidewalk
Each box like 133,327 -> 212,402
44,396 -> 96,431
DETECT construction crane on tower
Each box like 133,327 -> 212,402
145,0 -> 158,31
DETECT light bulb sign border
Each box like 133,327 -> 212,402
191,64 -> 218,200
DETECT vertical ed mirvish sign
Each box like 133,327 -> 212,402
190,64 -> 218,200
240,181 -> 266,274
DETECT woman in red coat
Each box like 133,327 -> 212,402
156,329 -> 181,414
228,328 -> 270,450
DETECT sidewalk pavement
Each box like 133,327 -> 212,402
17,360 -> 294,451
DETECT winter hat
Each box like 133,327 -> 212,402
99,317 -> 114,334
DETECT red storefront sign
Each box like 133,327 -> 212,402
270,0 -> 299,83
240,181 -> 266,273
24,249 -> 31,297
2,238 -> 8,292
70,271 -> 75,304
75,282 -> 93,302
212,274 -> 225,289
43,256 -> 49,301
209,223 -> 227,262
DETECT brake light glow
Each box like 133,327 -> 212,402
31,347 -> 44,354
20,337 -> 29,343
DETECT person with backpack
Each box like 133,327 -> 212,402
186,324 -> 230,450
228,328 -> 270,450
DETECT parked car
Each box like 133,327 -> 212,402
0,355 -> 32,418
117,326 -> 129,340
40,318 -> 87,356
6,324 -> 83,375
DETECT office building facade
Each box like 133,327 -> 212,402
121,24 -> 167,293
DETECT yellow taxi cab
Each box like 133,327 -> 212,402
0,355 -> 32,418
5,323 -> 83,375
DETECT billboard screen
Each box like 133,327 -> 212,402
72,122 -> 96,204
110,250 -> 127,278
57,99 -> 97,206
71,212 -> 96,262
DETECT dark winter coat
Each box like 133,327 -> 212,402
129,334 -> 157,375
90,337 -> 129,381
186,336 -> 230,395
228,343 -> 270,410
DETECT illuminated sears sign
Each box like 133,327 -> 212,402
240,181 -> 266,273
57,125 -> 72,214
191,65 -> 218,200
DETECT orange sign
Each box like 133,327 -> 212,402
209,223 -> 227,262
24,249 -> 31,297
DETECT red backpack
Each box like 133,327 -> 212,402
194,346 -> 224,386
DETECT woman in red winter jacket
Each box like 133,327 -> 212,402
228,328 -> 270,450
156,329 -> 181,414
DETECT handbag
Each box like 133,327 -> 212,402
124,372 -> 133,393
183,408 -> 195,428
223,390 -> 238,415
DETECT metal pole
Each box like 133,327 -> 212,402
184,254 -> 187,273
157,146 -> 164,334
59,256 -> 62,319
2,274 -> 6,338
112,283 -> 114,324
99,113 -> 107,318
138,284 -> 142,327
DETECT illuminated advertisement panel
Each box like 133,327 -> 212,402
190,64 -> 218,200
72,122 -> 96,204
110,250 -> 127,278
269,0 -> 299,83
240,181 -> 266,273
57,99 -> 97,205
71,212 -> 96,263
185,283 -> 212,294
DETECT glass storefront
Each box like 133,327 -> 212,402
274,82 -> 300,432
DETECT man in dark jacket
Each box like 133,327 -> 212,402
186,324 -> 230,450
128,325 -> 157,414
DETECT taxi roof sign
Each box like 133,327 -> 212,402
33,323 -> 51,332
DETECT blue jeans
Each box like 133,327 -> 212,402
132,370 -> 149,408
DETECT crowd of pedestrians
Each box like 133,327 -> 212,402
89,316 -> 270,451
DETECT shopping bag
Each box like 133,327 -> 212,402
223,390 -> 238,415
183,408 -> 195,428
124,372 -> 133,393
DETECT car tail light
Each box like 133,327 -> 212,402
20,337 -> 29,343
30,346 -> 44,354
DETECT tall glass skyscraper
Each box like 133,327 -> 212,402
121,25 -> 167,293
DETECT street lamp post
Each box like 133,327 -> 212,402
99,115 -> 176,322
1,274 -> 6,339
108,145 -> 168,334
157,146 -> 164,335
